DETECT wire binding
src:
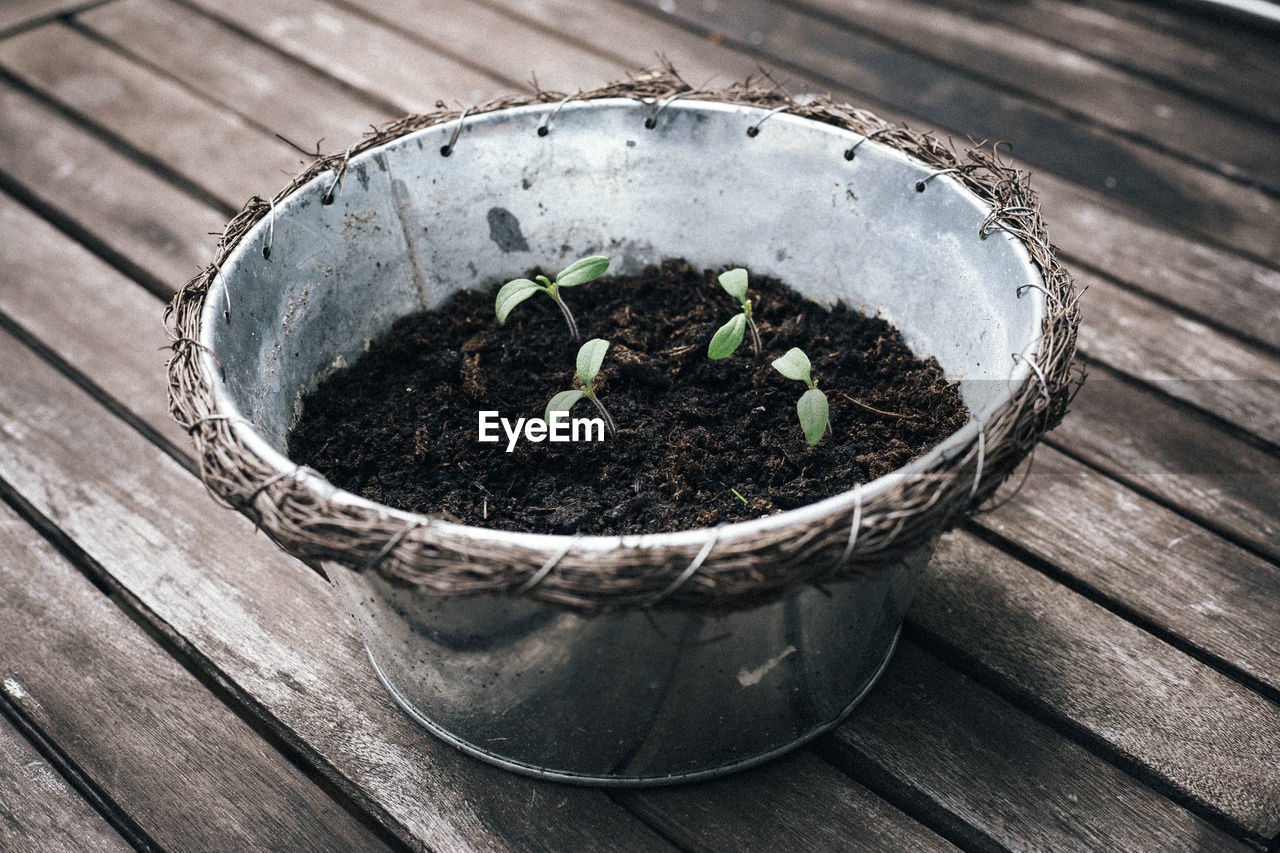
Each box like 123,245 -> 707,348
516,533 -> 582,593
843,127 -> 890,160
915,168 -> 962,192
537,93 -> 578,136
648,526 -> 724,605
645,90 -> 702,129
746,105 -> 789,137
440,108 -> 471,157
368,518 -> 428,570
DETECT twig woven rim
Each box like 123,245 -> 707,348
166,68 -> 1082,611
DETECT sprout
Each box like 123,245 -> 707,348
707,268 -> 762,359
495,255 -> 610,341
545,338 -> 617,437
771,347 -> 830,446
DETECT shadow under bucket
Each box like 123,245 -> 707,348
177,88 -> 1077,785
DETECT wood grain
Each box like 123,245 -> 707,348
620,750 -> 960,853
0,326 -> 674,853
0,503 -> 391,852
1029,171 -> 1280,353
1073,267 -> 1280,448
975,447 -> 1280,696
0,23 -> 305,207
1049,368 -> 1280,564
827,642 -> 1248,852
794,0 -> 1280,192
77,0 -> 394,150
469,0 -> 762,86
180,0 -> 503,113
0,713 -> 132,853
934,0 -> 1280,126
337,0 -> 630,94
916,530 -> 1280,838
0,78 -> 221,287
0,192 -> 188,450
0,0 -> 95,35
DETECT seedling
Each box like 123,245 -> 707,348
545,338 -> 617,437
495,255 -> 609,341
771,347 -> 830,446
707,268 -> 762,359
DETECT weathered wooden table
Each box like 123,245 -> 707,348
1,0 -> 1277,850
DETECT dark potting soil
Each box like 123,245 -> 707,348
288,259 -> 968,535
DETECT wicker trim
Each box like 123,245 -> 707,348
165,68 -> 1082,610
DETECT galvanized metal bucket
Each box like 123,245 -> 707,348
185,93 -> 1060,784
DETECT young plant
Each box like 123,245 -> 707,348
495,255 -> 610,341
545,338 -> 617,437
707,268 -> 762,359
771,347 -> 829,446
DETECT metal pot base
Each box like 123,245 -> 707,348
366,628 -> 900,787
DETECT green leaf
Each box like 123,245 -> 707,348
576,338 -> 610,386
771,347 -> 812,384
798,388 -> 829,446
707,313 -> 746,359
555,255 -> 610,288
545,389 -> 585,423
718,268 -> 749,303
495,278 -> 542,325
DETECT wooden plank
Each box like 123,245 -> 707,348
1049,368 -> 1280,564
620,751 -> 961,852
0,23 -> 305,208
1091,0 -> 1280,75
180,0 -> 503,113
629,0 -> 1280,267
0,329 -> 674,852
793,0 -> 1280,192
0,78 -> 221,287
469,0 -> 762,86
827,642 -> 1249,852
1073,267 -> 1280,448
1030,171 -> 1280,353
337,0 -> 631,94
916,530 -> 1280,838
975,446 -> 1280,697
0,192 -> 188,450
76,0 -> 394,151
0,503 -> 390,852
0,714 -> 131,853
932,0 -> 1280,126
0,0 -> 95,35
